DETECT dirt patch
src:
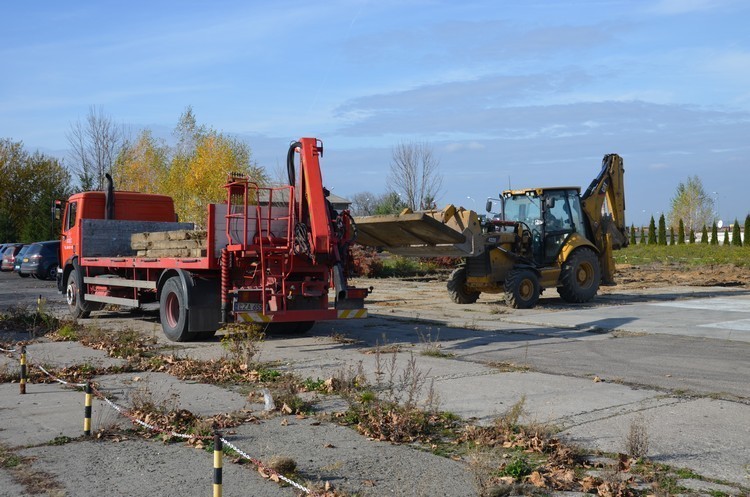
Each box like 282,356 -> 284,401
610,263 -> 750,289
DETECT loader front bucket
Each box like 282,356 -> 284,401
354,206 -> 484,257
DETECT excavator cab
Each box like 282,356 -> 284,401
500,188 -> 585,266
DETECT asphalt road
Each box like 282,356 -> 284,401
1,270 -> 749,491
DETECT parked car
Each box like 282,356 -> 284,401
1,243 -> 24,271
19,241 -> 60,280
13,244 -> 31,277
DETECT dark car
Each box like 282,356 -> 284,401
19,241 -> 60,280
13,244 -> 31,277
1,243 -> 24,271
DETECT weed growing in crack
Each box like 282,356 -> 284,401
625,414 -> 649,459
220,323 -> 264,367
416,327 -> 454,358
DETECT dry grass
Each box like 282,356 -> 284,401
625,414 -> 650,459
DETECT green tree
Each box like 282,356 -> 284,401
732,219 -> 742,247
639,226 -> 646,245
689,229 -> 695,244
0,139 -> 27,241
374,192 -> 407,215
629,224 -> 636,245
669,226 -> 675,245
744,215 -> 750,247
0,140 -> 72,242
700,225 -> 708,244
668,176 -> 714,234
677,219 -> 685,244
19,152 -> 73,241
710,222 -> 718,245
723,228 -> 730,246
648,216 -> 656,244
657,214 -> 667,245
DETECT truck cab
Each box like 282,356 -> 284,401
57,190 -> 177,290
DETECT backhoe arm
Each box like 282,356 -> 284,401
581,153 -> 628,284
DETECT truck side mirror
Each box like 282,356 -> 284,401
52,200 -> 62,221
485,199 -> 492,213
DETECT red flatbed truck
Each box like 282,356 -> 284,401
56,138 -> 369,341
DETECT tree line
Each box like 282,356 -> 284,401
0,106 -> 268,244
0,139 -> 72,242
630,214 -> 749,247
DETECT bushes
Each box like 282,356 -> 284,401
348,245 -> 384,277
348,245 -> 458,278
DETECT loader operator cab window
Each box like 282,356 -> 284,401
542,190 -> 581,263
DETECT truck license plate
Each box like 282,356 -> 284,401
235,302 -> 263,311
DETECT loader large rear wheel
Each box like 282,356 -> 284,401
447,266 -> 480,304
558,248 -> 600,303
504,268 -> 540,309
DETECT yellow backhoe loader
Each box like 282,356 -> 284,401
354,154 -> 627,308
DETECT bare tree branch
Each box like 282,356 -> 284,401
66,106 -> 126,190
386,142 -> 443,211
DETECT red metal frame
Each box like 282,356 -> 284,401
69,137 -> 369,329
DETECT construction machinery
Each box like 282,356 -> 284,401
56,138 -> 369,341
355,154 -> 627,309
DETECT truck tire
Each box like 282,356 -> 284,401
504,268 -> 540,309
66,269 -> 100,319
160,276 -> 190,342
447,266 -> 480,304
558,248 -> 601,303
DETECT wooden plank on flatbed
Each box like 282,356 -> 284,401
82,219 -> 194,257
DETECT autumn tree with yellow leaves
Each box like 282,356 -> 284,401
114,107 -> 267,227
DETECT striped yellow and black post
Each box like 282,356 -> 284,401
83,383 -> 92,436
213,432 -> 223,497
19,345 -> 27,394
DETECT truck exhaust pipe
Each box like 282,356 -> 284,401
104,173 -> 115,220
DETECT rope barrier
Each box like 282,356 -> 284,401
35,363 -> 88,388
2,344 -> 319,496
220,438 -> 314,494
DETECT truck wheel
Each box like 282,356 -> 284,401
504,268 -> 540,309
160,277 -> 190,342
66,269 -> 94,319
558,248 -> 601,303
447,267 -> 480,304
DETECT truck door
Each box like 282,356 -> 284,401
60,200 -> 79,265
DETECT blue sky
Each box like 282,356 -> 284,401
2,0 -> 749,225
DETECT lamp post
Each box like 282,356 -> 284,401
712,191 -> 720,224
466,196 -> 476,211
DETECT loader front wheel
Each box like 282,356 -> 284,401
558,248 -> 600,303
447,267 -> 480,304
504,268 -> 540,309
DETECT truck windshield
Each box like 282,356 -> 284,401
503,193 -> 542,227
